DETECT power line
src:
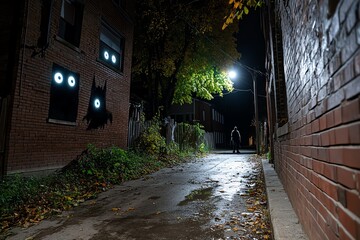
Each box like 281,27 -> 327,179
223,88 -> 253,95
222,88 -> 266,98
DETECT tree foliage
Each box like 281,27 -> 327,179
222,0 -> 264,30
132,0 -> 239,117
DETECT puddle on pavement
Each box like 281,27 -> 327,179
178,187 -> 213,206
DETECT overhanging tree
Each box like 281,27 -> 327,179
132,0 -> 239,118
222,0 -> 264,30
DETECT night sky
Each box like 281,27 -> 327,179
211,9 -> 266,145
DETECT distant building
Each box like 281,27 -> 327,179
0,0 -> 135,176
264,0 -> 360,239
168,99 -> 226,148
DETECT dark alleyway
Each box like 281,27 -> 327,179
5,152 -> 271,240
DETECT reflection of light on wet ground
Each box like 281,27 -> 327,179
216,180 -> 242,201
178,187 -> 213,206
208,157 -> 254,202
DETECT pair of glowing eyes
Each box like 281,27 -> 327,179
54,72 -> 76,87
103,51 -> 117,64
54,72 -> 101,109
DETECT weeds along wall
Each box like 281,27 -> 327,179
2,0 -> 134,175
272,0 -> 360,239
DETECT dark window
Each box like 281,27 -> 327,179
58,0 -> 84,47
48,63 -> 80,123
38,0 -> 54,48
99,21 -> 125,72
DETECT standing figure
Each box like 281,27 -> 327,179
231,126 -> 241,153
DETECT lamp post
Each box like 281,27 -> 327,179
228,68 -> 260,155
252,72 -> 260,155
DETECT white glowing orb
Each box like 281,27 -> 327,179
228,70 -> 237,80
68,76 -> 76,87
111,55 -> 117,64
54,72 -> 63,84
94,98 -> 101,109
104,51 -> 109,60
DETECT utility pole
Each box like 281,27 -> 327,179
252,72 -> 260,155
231,62 -> 264,155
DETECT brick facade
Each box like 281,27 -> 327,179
265,0 -> 360,239
0,0 -> 134,175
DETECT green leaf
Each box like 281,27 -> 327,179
244,6 -> 249,15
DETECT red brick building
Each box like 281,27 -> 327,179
264,0 -> 360,239
0,0 -> 134,176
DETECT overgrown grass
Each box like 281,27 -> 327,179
0,144 -> 198,232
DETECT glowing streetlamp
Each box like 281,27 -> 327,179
228,70 -> 237,80
228,67 -> 261,154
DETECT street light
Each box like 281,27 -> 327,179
228,68 -> 261,155
228,70 -> 237,80
251,71 -> 260,155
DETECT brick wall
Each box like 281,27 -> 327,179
271,0 -> 360,239
5,0 -> 134,174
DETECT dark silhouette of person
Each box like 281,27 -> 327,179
231,126 -> 241,153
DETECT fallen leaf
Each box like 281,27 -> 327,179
247,207 -> 255,212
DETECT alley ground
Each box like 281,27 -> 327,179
5,151 -> 271,240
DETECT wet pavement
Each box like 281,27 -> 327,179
6,151 -> 265,240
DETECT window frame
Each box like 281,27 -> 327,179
48,63 -> 80,125
58,0 -> 84,47
98,20 -> 125,73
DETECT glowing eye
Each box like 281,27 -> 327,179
111,55 -> 117,64
68,76 -> 76,87
94,99 -> 101,109
54,72 -> 63,84
104,51 -> 109,60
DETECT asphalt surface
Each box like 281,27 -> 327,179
6,151 -> 264,240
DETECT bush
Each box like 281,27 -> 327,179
175,122 -> 205,151
266,151 -> 271,160
0,175 -> 42,218
63,145 -> 165,182
65,145 -> 128,183
165,141 -> 180,155
134,114 -> 166,156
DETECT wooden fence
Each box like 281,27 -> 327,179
127,119 -> 150,147
128,119 -> 215,150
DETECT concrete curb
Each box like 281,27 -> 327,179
261,159 -> 309,240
